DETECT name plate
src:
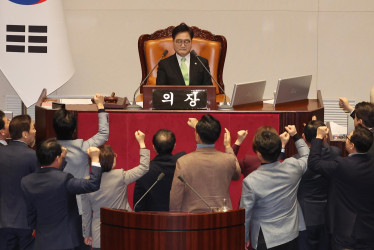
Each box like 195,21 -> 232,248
152,89 -> 208,110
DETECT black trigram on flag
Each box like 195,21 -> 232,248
6,25 -> 47,53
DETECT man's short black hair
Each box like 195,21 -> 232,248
53,109 -> 76,140
303,120 -> 325,143
36,138 -> 62,166
9,115 -> 31,140
172,23 -> 194,40
196,114 -> 221,144
153,129 -> 176,155
252,128 -> 281,163
355,102 -> 374,128
0,110 -> 5,130
350,124 -> 373,153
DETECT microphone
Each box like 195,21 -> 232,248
133,172 -> 165,211
177,175 -> 213,212
190,50 -> 233,110
127,50 -> 169,110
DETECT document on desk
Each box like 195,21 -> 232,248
60,99 -> 93,105
263,99 -> 274,104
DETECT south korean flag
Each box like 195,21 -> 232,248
0,0 -> 74,107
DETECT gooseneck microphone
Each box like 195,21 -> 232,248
133,172 -> 165,211
127,50 -> 169,110
190,50 -> 233,110
177,175 -> 213,211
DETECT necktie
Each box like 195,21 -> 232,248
180,57 -> 189,86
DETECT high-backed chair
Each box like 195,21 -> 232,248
138,23 -> 227,100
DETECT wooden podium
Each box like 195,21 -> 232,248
100,208 -> 245,250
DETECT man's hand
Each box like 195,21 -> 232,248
93,93 -> 105,110
285,125 -> 297,137
87,147 -> 100,163
84,237 -> 93,246
235,130 -> 248,146
339,97 -> 354,113
187,118 -> 198,129
61,146 -> 68,158
135,130 -> 146,148
245,241 -> 251,250
224,128 -> 231,148
317,126 -> 329,139
280,131 -> 290,148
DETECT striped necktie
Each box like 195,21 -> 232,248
180,57 -> 189,86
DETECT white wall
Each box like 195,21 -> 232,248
1,0 -> 374,109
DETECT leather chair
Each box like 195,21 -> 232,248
137,23 -> 227,101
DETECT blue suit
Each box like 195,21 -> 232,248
308,138 -> 374,249
0,141 -> 39,250
21,165 -> 102,250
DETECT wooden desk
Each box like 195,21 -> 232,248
101,208 -> 245,250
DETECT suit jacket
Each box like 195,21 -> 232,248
133,151 -> 186,212
308,138 -> 374,248
297,143 -> 341,227
156,53 -> 213,85
81,148 -> 150,248
169,146 -> 241,213
240,138 -> 309,249
21,165 -> 102,250
0,141 -> 39,229
58,111 -> 109,213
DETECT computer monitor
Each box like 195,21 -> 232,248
230,80 -> 266,106
274,75 -> 312,106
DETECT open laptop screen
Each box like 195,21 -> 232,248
274,75 -> 312,106
231,80 -> 266,106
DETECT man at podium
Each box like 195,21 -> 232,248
169,115 -> 241,213
156,23 -> 213,86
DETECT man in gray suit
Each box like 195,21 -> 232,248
0,110 -> 10,146
53,93 -> 109,249
169,114 -> 241,213
240,125 -> 308,250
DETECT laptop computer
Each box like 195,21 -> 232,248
230,80 -> 266,106
273,75 -> 312,106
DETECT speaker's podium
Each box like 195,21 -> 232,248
100,208 -> 245,250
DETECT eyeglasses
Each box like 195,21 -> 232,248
175,39 -> 191,46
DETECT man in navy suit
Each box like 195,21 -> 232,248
0,110 -> 10,146
0,115 -> 37,250
308,124 -> 374,250
156,23 -> 213,86
21,138 -> 102,250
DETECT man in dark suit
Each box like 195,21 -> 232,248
133,129 -> 185,211
156,23 -> 213,86
339,99 -> 374,158
0,110 -> 10,146
21,138 -> 102,250
0,115 -> 37,250
308,124 -> 374,250
297,120 -> 341,250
